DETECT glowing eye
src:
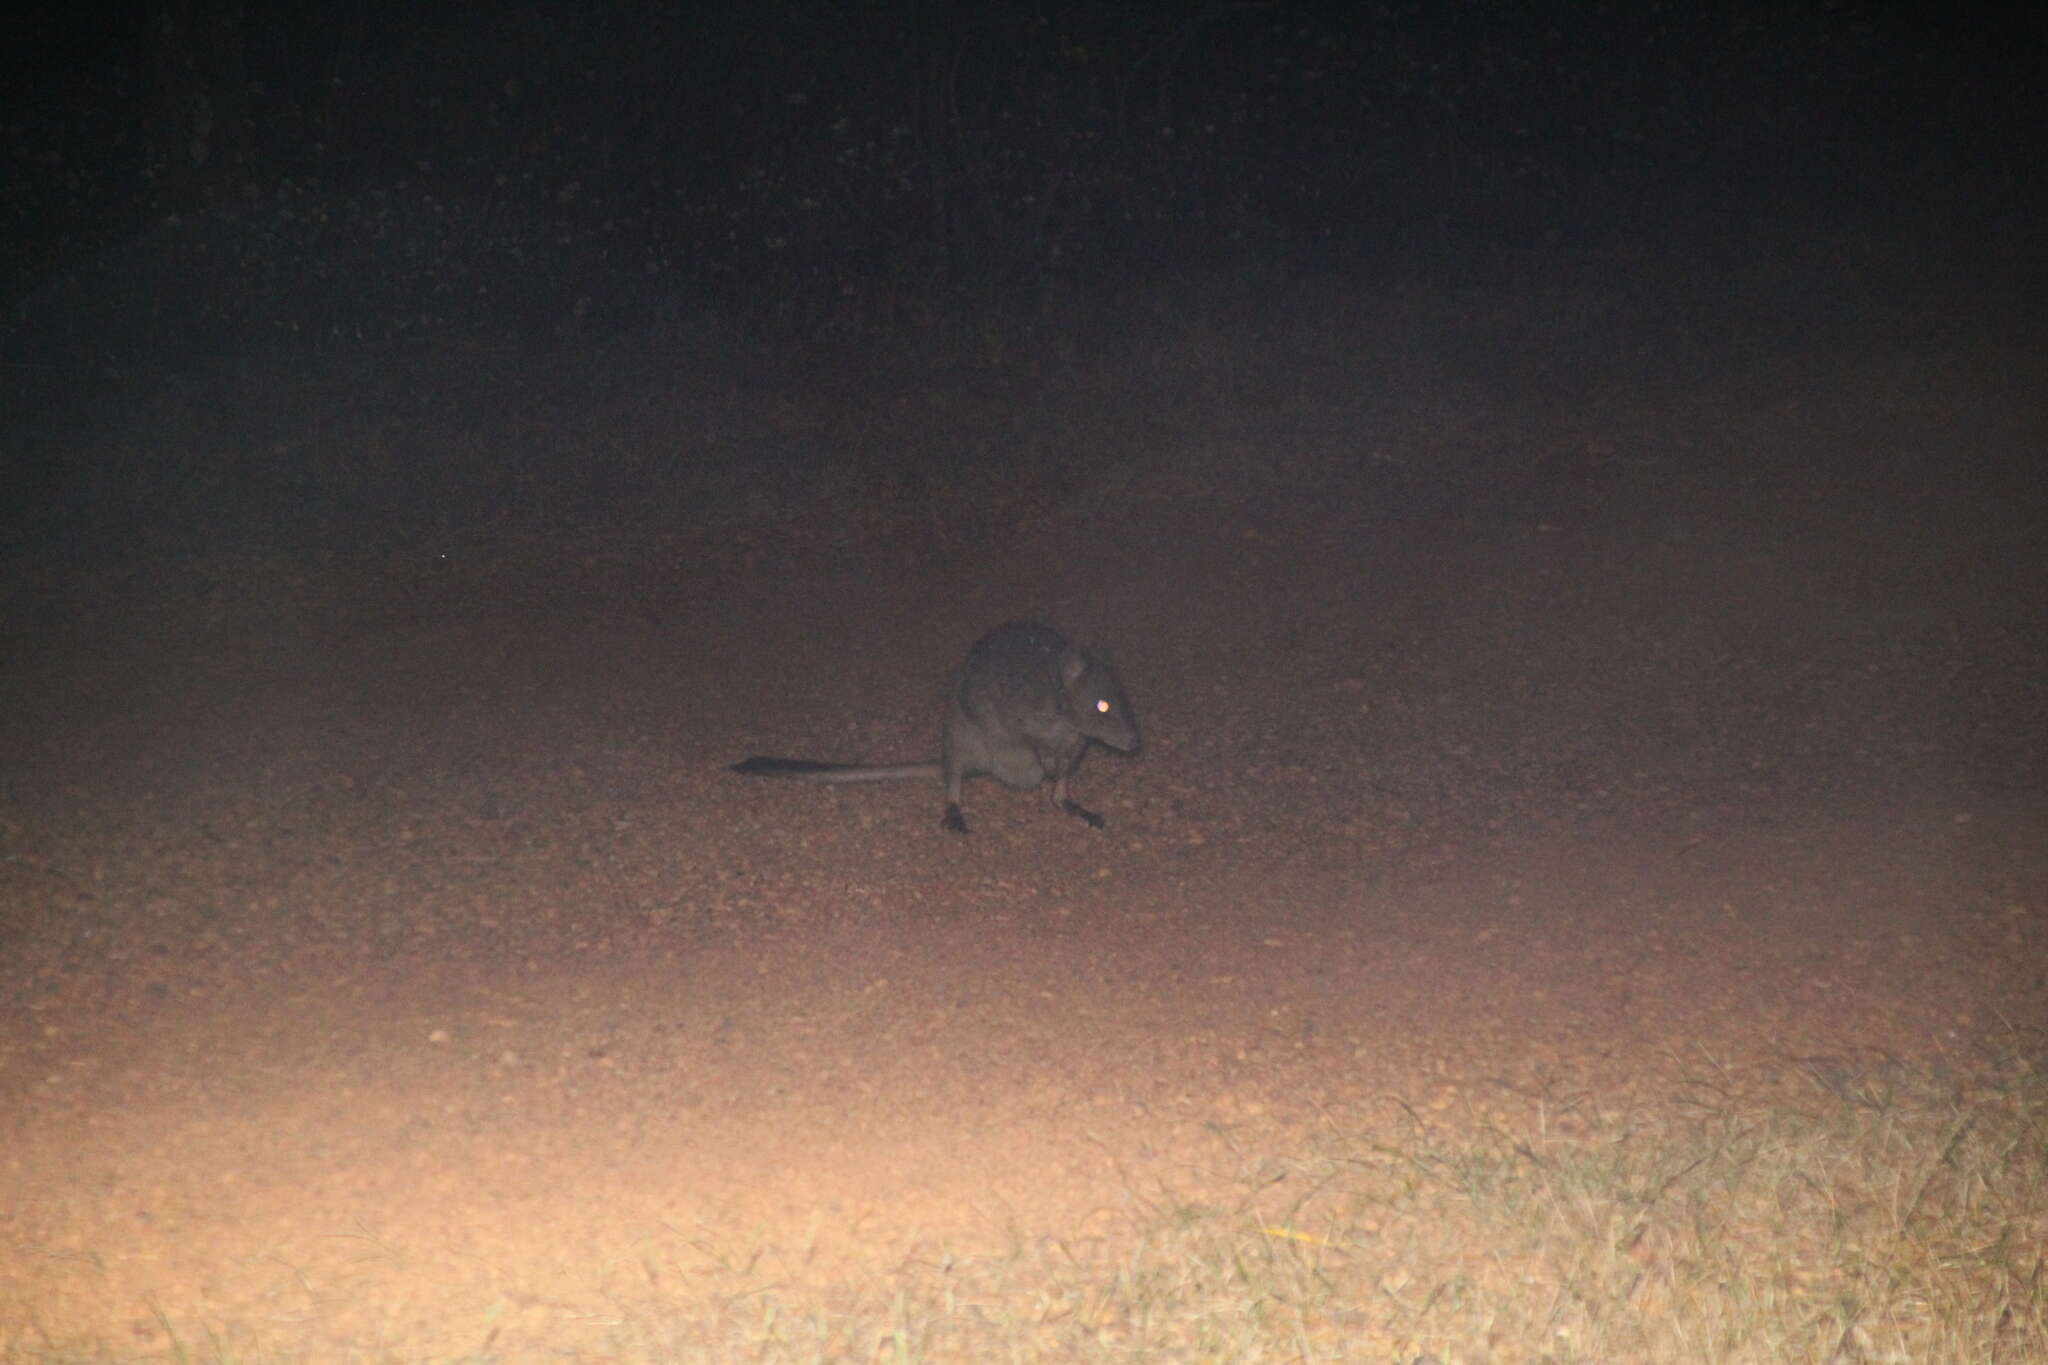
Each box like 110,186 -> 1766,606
1096,700 -> 1110,714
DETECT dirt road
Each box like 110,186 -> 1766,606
2,344 -> 2042,1358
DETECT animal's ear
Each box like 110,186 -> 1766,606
1061,649 -> 1088,686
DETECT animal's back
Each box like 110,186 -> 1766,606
954,623 -> 1076,747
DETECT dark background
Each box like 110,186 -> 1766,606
2,0 -> 2042,571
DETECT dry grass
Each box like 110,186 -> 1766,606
24,1038 -> 2038,1364
669,1045 -> 2045,1365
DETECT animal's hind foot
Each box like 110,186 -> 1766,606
1061,799 -> 1106,829
941,803 -> 970,834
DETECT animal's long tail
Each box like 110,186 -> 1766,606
730,757 -> 941,783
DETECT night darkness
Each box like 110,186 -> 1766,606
4,1 -> 2041,561
3,3 -> 2047,1359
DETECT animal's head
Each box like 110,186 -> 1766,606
1063,649 -> 1139,753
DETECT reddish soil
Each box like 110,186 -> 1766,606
2,344 -> 2043,1357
